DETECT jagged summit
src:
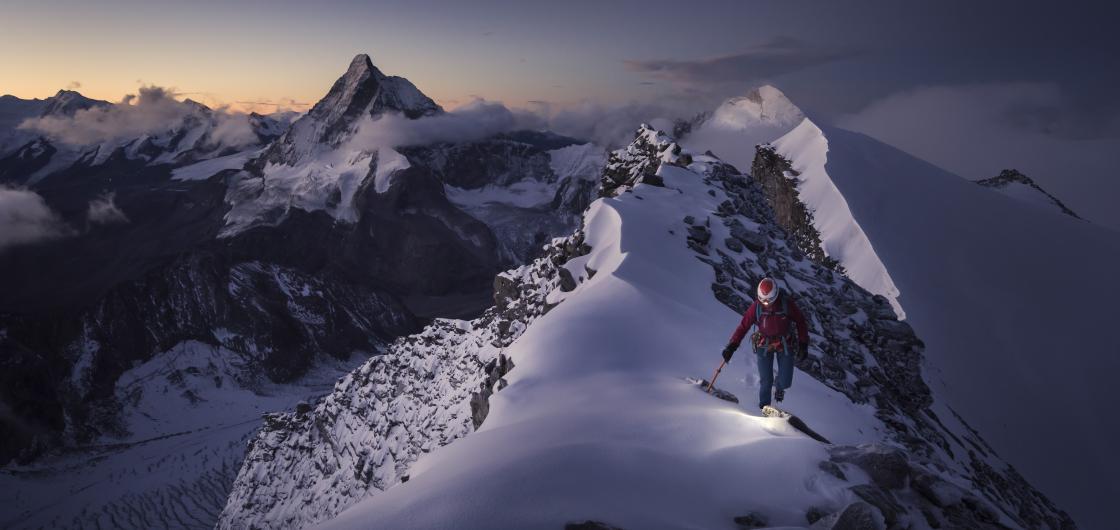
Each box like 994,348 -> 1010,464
262,53 -> 442,166
346,53 -> 377,75
976,168 -> 1082,219
40,89 -> 108,117
707,85 -> 805,130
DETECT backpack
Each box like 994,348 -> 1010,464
753,293 -> 800,352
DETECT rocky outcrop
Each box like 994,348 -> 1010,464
750,144 -> 842,271
217,230 -> 590,529
802,443 -> 1017,529
976,169 -> 1082,219
600,124 -> 690,198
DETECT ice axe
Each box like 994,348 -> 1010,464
705,359 -> 726,393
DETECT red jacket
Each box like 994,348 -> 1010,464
729,294 -> 809,348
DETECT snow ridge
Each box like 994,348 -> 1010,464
768,118 -> 905,318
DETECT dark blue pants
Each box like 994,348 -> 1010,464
755,347 -> 795,407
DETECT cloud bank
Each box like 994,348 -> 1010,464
348,98 -> 690,152
626,37 -> 856,85
18,86 -> 259,149
348,100 -> 543,150
0,186 -> 70,251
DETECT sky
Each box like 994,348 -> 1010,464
2,0 -> 1119,227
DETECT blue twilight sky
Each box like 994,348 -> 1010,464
3,0 -> 1119,227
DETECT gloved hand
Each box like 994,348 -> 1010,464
722,343 -> 737,363
797,342 -> 809,361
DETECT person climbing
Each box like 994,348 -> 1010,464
721,277 -> 810,409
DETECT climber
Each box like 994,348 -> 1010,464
721,277 -> 810,409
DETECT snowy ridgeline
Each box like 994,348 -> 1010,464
219,125 -> 1071,529
216,233 -> 588,529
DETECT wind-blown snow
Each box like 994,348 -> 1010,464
771,119 -> 904,319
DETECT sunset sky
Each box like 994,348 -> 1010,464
4,0 -> 1119,227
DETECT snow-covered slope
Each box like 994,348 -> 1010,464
758,122 -> 1120,528
220,126 -> 1070,529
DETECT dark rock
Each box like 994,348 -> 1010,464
565,521 -> 624,530
724,237 -> 744,253
868,295 -> 896,320
295,402 -> 312,415
819,460 -> 847,481
638,173 -> 664,187
558,266 -> 577,292
687,239 -> 709,255
711,284 -> 750,315
849,485 -> 903,527
830,444 -> 910,490
750,145 -> 842,271
687,225 -> 711,245
806,506 -> 829,525
470,354 -> 515,429
830,502 -> 883,530
911,470 -> 959,508
733,511 -> 768,528
726,219 -> 767,252
975,169 -> 1082,219
494,274 -> 519,308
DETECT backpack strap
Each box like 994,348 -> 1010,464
757,294 -> 789,318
